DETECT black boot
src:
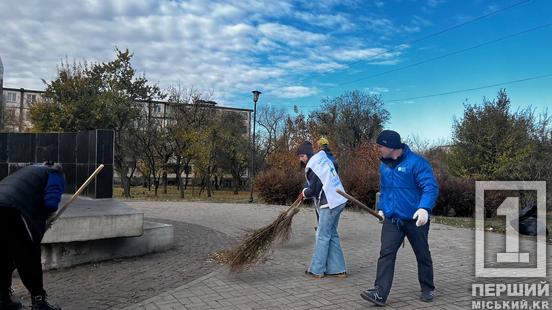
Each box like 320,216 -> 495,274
0,289 -> 22,310
31,295 -> 61,310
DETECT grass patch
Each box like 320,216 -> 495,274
432,216 -> 506,231
113,185 -> 253,203
432,214 -> 552,242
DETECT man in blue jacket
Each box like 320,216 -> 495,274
0,162 -> 65,310
361,130 -> 439,306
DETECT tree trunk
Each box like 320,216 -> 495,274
233,169 -> 240,195
214,174 -> 219,190
154,175 -> 160,197
174,159 -> 181,190
114,155 -> 132,198
184,173 -> 190,190
121,175 -> 131,198
162,168 -> 168,194
233,175 -> 239,195
175,160 -> 185,199
207,178 -> 212,197
199,175 -> 206,196
184,162 -> 191,190
207,166 -> 213,198
178,171 -> 185,199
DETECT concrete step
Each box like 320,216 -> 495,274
41,221 -> 175,270
42,196 -> 144,243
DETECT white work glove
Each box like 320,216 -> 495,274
378,210 -> 384,220
412,208 -> 429,227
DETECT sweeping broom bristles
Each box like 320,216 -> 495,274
215,197 -> 302,273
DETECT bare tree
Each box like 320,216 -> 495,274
257,104 -> 287,160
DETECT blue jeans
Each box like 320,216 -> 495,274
308,203 -> 347,275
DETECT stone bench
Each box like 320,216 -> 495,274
41,196 -> 174,270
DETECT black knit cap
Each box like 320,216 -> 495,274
296,141 -> 314,156
376,130 -> 402,149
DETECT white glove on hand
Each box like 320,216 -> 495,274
412,208 -> 428,227
378,210 -> 384,221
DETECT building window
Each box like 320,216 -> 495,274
26,94 -> 37,103
6,92 -> 17,102
7,109 -> 16,119
155,105 -> 161,113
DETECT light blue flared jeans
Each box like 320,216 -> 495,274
308,203 -> 347,275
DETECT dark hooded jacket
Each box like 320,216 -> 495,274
0,164 -> 64,242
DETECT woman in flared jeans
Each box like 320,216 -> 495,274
308,203 -> 347,276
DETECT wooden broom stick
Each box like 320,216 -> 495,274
46,164 -> 105,228
336,189 -> 384,222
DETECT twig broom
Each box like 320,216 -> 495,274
215,197 -> 303,272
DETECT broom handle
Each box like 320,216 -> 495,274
46,164 -> 105,228
336,189 -> 384,222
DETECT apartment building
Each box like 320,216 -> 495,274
1,87 -> 43,132
1,87 -> 253,135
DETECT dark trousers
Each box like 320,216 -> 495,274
0,208 -> 46,297
374,218 -> 434,300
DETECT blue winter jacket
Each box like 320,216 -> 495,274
378,144 -> 439,221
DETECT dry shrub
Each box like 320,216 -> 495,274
255,167 -> 304,205
339,143 -> 380,209
433,173 -> 474,217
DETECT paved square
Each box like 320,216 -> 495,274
120,201 -> 552,310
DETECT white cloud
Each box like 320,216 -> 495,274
257,23 -> 327,47
275,56 -> 346,73
298,0 -> 361,11
411,15 -> 433,28
331,44 -> 408,64
363,17 -> 397,36
427,0 -> 446,8
293,11 -> 354,31
362,14 -> 433,37
273,86 -> 318,98
0,0 -> 425,106
484,5 -> 500,15
366,86 -> 389,95
373,1 -> 385,8
333,47 -> 395,61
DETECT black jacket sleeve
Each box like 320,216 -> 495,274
303,169 -> 323,200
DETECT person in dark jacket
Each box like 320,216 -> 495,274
297,141 -> 349,278
0,163 -> 65,310
361,130 -> 439,306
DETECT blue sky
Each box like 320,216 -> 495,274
1,0 -> 551,143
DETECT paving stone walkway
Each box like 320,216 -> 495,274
11,200 -> 549,309
121,201 -> 551,310
11,218 -> 234,309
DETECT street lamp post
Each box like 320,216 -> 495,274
249,90 -> 261,203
